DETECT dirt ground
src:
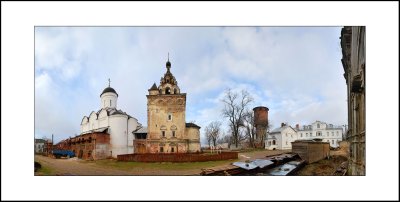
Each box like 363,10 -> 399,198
34,150 -> 290,176
295,146 -> 350,176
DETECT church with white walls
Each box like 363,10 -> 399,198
80,80 -> 142,158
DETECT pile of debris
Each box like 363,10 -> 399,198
332,161 -> 348,176
201,153 -> 305,176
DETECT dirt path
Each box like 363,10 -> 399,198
35,155 -> 215,176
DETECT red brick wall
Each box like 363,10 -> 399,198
54,132 -> 110,160
117,152 -> 238,162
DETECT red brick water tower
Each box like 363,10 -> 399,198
253,106 -> 269,148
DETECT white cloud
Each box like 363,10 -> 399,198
34,27 -> 347,143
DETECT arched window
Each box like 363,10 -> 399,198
166,87 -> 171,94
317,123 -> 320,128
272,140 -> 276,145
174,88 -> 177,94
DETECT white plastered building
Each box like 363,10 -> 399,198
266,121 -> 343,150
80,83 -> 142,158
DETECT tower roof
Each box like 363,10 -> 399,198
149,83 -> 158,90
100,87 -> 118,97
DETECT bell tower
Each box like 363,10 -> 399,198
146,56 -> 187,153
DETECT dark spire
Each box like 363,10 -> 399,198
108,78 -> 111,87
149,82 -> 158,90
166,53 -> 171,71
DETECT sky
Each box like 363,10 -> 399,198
34,26 -> 347,144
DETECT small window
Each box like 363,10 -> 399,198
317,124 -> 320,128
160,147 -> 164,153
168,113 -> 172,121
172,131 -> 176,137
162,131 -> 165,137
171,147 -> 174,153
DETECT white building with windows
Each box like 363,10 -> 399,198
265,121 -> 343,150
266,123 -> 297,150
80,81 -> 142,157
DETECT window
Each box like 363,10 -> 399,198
168,113 -> 172,121
174,89 -> 177,94
301,133 -> 303,137
317,123 -> 320,128
172,131 -> 176,137
160,147 -> 164,153
162,131 -> 165,137
166,87 -> 171,94
171,147 -> 174,153
337,131 -> 339,136
272,140 -> 276,145
331,140 -> 334,144
306,133 -> 308,137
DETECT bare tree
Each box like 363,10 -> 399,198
205,128 -> 212,148
243,109 -> 257,148
205,121 -> 222,147
221,89 -> 254,148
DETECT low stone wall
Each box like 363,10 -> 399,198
117,152 -> 238,162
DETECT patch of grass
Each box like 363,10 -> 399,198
93,159 -> 237,171
35,166 -> 55,176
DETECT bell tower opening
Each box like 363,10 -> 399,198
166,87 -> 171,94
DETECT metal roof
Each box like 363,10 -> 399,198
186,123 -> 201,129
133,126 -> 148,134
100,87 -> 118,97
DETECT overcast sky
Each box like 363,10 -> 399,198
34,26 -> 347,144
